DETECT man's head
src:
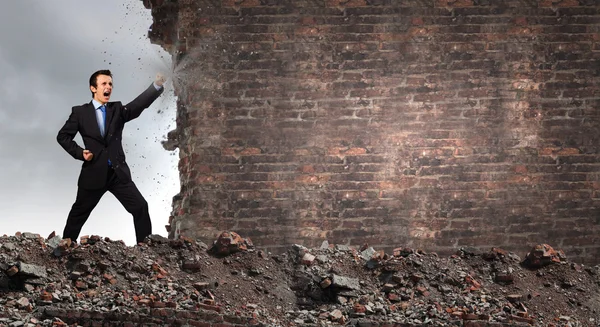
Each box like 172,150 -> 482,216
89,70 -> 113,104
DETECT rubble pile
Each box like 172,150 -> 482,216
0,232 -> 599,327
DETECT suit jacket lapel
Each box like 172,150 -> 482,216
86,102 -> 105,142
104,102 -> 115,142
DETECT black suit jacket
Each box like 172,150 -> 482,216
57,83 -> 163,189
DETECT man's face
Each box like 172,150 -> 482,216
91,74 -> 113,104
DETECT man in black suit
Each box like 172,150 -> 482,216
57,70 -> 166,244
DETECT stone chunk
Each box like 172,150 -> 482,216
53,238 -> 73,257
320,278 -> 332,289
382,284 -> 394,293
332,274 -> 360,290
495,272 -> 514,284
507,294 -> 523,303
69,271 -> 82,280
161,130 -> 179,151
147,234 -> 169,244
482,247 -> 508,261
47,235 -> 62,249
6,266 -> 18,276
18,263 -> 47,278
208,231 -> 254,256
16,297 -> 30,308
330,309 -> 343,322
193,282 -> 210,291
522,244 -> 566,269
4,243 -> 16,251
360,247 -> 376,261
301,253 -> 316,266
458,247 -> 482,256
393,247 -> 414,257
335,245 -> 351,252
22,232 -> 39,239
315,255 -> 329,263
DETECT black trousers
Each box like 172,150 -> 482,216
62,168 -> 152,244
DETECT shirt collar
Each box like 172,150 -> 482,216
92,99 -> 106,110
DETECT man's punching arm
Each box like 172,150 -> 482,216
57,107 -> 85,161
121,73 -> 166,122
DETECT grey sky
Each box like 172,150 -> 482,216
0,1 -> 179,245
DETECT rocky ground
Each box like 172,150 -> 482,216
0,231 -> 599,327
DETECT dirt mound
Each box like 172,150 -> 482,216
0,232 -> 599,326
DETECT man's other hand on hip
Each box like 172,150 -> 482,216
83,149 -> 94,161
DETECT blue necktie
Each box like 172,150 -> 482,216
99,105 -> 106,136
99,105 -> 112,167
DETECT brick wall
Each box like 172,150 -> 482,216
143,0 -> 600,264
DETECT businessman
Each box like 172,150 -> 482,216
57,70 -> 166,244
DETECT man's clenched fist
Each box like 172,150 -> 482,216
155,73 -> 166,87
83,149 -> 93,161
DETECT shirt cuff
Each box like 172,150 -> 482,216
153,82 -> 163,90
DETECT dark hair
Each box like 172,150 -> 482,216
89,70 -> 112,96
